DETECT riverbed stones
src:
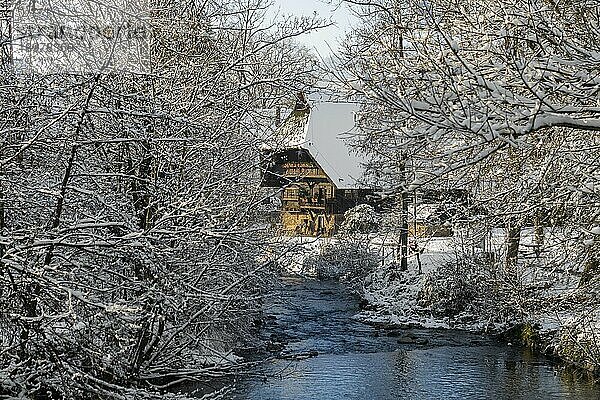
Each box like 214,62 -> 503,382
280,350 -> 319,360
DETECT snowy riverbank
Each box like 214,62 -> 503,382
275,231 -> 600,379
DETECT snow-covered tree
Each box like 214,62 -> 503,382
0,0 -> 322,397
335,0 -> 600,264
333,0 -> 600,362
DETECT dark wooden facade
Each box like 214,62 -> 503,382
262,148 -> 371,236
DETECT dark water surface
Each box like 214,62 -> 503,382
232,276 -> 599,400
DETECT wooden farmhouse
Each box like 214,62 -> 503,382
262,98 -> 372,236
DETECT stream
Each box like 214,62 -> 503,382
230,275 -> 599,399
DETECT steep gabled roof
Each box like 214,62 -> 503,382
278,101 -> 368,189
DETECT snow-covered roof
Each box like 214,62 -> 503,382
280,102 -> 368,189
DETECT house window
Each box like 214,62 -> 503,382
284,187 -> 298,199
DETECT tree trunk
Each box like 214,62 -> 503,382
44,144 -> 78,266
505,222 -> 521,268
0,187 -> 4,263
126,136 -> 164,376
580,256 -> 598,287
399,190 -> 409,271
534,214 -> 544,258
129,139 -> 156,231
396,155 -> 408,271
130,303 -> 164,376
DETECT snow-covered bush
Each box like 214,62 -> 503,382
339,204 -> 380,235
303,240 -> 380,283
300,205 -> 380,281
415,255 -> 529,323
558,312 -> 600,375
417,261 -> 484,318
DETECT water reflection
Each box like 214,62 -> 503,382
233,277 -> 598,400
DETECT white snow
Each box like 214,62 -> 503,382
281,102 -> 369,189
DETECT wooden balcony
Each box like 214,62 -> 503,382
282,171 -> 327,179
298,199 -> 327,208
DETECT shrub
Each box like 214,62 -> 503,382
303,240 -> 379,283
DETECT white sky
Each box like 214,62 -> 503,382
270,0 -> 356,58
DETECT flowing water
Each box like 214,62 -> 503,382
231,276 -> 599,400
